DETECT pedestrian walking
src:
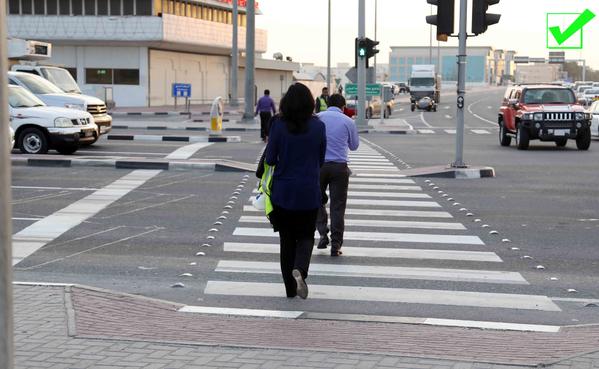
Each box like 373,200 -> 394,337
265,83 -> 327,299
316,94 -> 360,256
315,87 -> 329,113
256,89 -> 276,142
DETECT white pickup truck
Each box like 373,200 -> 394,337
9,67 -> 112,140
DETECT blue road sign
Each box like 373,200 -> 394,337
172,83 -> 192,98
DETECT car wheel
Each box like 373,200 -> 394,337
499,121 -> 512,146
516,124 -> 530,150
555,138 -> 568,147
576,128 -> 591,150
19,127 -> 49,154
56,144 -> 78,155
432,105 -> 437,112
80,136 -> 98,147
366,108 -> 372,119
384,107 -> 390,118
411,104 -> 415,112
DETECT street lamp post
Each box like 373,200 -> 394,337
327,0 -> 331,93
452,0 -> 468,168
242,0 -> 256,121
230,0 -> 239,107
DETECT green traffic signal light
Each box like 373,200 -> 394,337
359,47 -> 366,57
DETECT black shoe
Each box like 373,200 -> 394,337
292,269 -> 308,299
317,236 -> 329,249
331,248 -> 343,257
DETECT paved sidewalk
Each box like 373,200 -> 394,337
12,283 -> 599,369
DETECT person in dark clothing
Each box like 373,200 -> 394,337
315,87 -> 329,113
265,83 -> 327,299
255,89 -> 277,142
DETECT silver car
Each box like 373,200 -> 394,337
590,101 -> 599,137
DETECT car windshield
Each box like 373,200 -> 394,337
584,89 -> 599,95
522,89 -> 575,104
41,68 -> 81,93
14,73 -> 64,94
578,86 -> 592,93
410,77 -> 435,87
8,86 -> 45,108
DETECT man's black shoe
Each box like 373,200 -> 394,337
317,236 -> 329,249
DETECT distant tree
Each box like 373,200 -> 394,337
563,61 -> 599,81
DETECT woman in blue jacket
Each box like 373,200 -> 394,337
265,83 -> 327,299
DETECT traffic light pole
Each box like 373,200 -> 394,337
242,0 -> 256,122
356,0 -> 367,128
230,0 -> 239,107
0,0 -> 15,367
452,0 -> 468,168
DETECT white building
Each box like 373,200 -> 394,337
514,64 -> 562,84
7,0 -> 299,107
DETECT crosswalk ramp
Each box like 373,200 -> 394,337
192,143 -> 563,332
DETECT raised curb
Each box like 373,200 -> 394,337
112,125 -> 259,131
109,111 -> 239,117
11,157 -> 253,172
106,134 -> 242,143
400,165 -> 496,179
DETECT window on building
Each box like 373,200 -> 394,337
123,0 -> 134,15
97,0 -> 108,15
110,0 -> 121,15
59,0 -> 70,15
8,0 -> 20,14
86,69 -> 113,84
72,0 -> 83,15
34,0 -> 45,14
47,0 -> 58,14
115,69 -> 139,84
84,0 -> 95,15
22,0 -> 33,14
399,57 -> 406,65
136,0 -> 152,15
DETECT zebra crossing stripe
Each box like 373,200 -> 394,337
233,227 -> 484,245
216,260 -> 528,284
349,162 -> 394,166
350,168 -> 403,172
355,173 -> 407,178
418,129 -> 435,134
471,129 -> 491,134
242,206 -> 453,218
204,281 -> 561,311
346,191 -> 431,199
445,129 -> 457,134
347,198 -> 441,208
350,178 -> 414,184
349,184 -> 422,191
238,216 -> 466,230
223,242 -> 502,262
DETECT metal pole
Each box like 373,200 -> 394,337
0,0 -> 15,367
452,0 -> 468,168
327,0 -> 331,93
429,3 -> 433,64
242,0 -> 256,121
356,0 -> 366,127
582,59 -> 586,82
374,0 -> 377,74
230,0 -> 239,107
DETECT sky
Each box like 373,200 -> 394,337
256,0 -> 599,69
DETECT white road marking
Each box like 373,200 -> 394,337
11,170 -> 162,266
223,242 -> 501,262
350,177 -> 414,184
354,173 -> 407,178
471,129 -> 491,135
179,306 -> 303,319
204,281 -> 561,311
418,129 -> 435,134
217,260 -> 527,284
346,191 -> 431,199
233,227 -> 483,245
347,198 -> 441,208
348,161 -> 394,166
467,99 -> 497,126
12,185 -> 100,191
419,112 -> 433,128
165,142 -> 213,160
242,206 -> 452,218
445,115 -> 452,119
348,184 -> 422,191
422,319 -> 559,333
12,217 -> 42,221
239,216 -> 465,230
444,129 -> 457,134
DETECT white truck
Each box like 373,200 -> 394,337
409,64 -> 441,112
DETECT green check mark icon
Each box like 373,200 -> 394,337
549,9 -> 596,45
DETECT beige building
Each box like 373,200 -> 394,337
515,64 -> 562,84
7,0 -> 299,107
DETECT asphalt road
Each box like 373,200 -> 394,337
10,88 -> 599,329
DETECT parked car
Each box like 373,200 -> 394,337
498,84 -> 592,150
345,96 -> 394,119
8,85 -> 97,155
9,125 -> 15,150
590,101 -> 599,138
7,71 -> 111,142
576,85 -> 593,99
582,89 -> 599,106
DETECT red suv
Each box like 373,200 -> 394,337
498,84 -> 592,150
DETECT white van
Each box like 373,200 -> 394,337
8,70 -> 112,141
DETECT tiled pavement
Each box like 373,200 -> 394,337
12,284 -> 599,369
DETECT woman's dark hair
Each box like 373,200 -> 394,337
279,83 -> 314,134
328,94 -> 346,109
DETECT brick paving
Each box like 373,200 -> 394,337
12,283 -> 599,369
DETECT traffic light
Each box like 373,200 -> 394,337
426,0 -> 455,42
365,38 -> 379,59
355,38 -> 378,68
355,38 -> 366,68
472,0 -> 501,35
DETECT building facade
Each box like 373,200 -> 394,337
389,46 -> 503,86
7,0 -> 297,107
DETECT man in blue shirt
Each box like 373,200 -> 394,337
255,89 -> 276,142
316,94 -> 360,256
